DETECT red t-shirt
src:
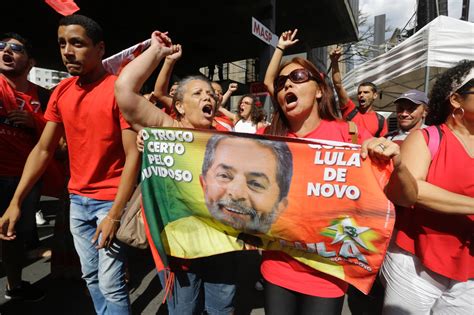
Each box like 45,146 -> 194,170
213,113 -> 233,131
44,74 -> 130,200
0,76 -> 46,176
342,99 -> 387,137
259,119 -> 372,297
395,124 -> 474,281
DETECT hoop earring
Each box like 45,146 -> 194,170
451,107 -> 465,120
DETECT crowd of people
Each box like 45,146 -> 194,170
0,13 -> 472,315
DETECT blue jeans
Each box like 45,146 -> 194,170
69,194 -> 130,315
159,254 -> 237,315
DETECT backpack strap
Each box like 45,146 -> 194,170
423,125 -> 443,160
348,121 -> 359,144
346,107 -> 358,121
374,112 -> 385,137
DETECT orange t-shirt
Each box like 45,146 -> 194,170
44,74 -> 129,200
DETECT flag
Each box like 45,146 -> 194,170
102,39 -> 151,75
44,0 -> 80,16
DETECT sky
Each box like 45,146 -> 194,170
359,0 -> 474,38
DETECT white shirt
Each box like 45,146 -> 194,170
233,119 -> 257,134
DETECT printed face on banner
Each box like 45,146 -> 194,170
141,128 -> 395,294
200,136 -> 291,233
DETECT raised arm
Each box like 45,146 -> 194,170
221,82 -> 237,108
115,31 -> 177,131
263,29 -> 299,98
153,44 -> 182,110
218,106 -> 238,122
329,46 -> 350,107
389,130 -> 474,214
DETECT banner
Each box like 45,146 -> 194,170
102,39 -> 151,75
141,128 -> 395,293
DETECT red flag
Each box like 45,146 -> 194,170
44,0 -> 80,16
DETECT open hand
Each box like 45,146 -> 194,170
278,29 -> 299,50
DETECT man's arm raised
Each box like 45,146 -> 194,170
329,46 -> 350,108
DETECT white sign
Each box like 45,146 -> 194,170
252,17 -> 278,47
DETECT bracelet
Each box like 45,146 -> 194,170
106,215 -> 121,223
276,46 -> 284,52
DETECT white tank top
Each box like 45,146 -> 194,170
233,119 -> 257,134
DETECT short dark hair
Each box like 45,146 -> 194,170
0,32 -> 35,58
202,134 -> 293,201
427,59 -> 474,125
358,82 -> 377,93
59,14 -> 104,44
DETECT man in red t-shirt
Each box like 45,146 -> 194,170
330,47 -> 388,137
0,16 -> 139,314
0,31 -> 49,302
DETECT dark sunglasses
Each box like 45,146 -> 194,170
274,68 -> 318,92
459,91 -> 474,95
0,41 -> 25,53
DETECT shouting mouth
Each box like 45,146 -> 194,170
202,104 -> 214,118
1,54 -> 14,65
284,92 -> 298,110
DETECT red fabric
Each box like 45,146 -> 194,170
396,124 -> 474,282
0,76 -> 46,176
44,0 -> 80,16
260,119 -> 372,297
214,112 -> 234,130
213,113 -> 233,131
342,99 -> 387,137
44,74 -> 130,200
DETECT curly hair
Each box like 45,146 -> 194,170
264,57 -> 338,136
427,60 -> 474,125
236,94 -> 262,125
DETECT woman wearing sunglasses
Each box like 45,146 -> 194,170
260,30 -> 372,314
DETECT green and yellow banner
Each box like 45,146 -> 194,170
141,127 -> 395,294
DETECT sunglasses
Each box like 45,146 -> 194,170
0,41 -> 25,53
274,68 -> 319,92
